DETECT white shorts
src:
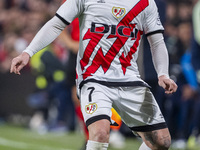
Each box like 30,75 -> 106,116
80,82 -> 167,132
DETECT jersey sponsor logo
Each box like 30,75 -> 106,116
85,103 -> 98,114
112,7 -> 126,19
91,22 -> 138,38
80,0 -> 149,79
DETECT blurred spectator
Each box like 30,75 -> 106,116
142,0 -> 197,149
166,2 -> 177,22
58,17 -> 89,150
0,0 -> 76,132
177,1 -> 193,21
28,40 -> 75,134
165,19 -> 194,149
0,0 -> 61,73
187,0 -> 200,148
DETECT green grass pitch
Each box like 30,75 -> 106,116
0,124 -> 141,150
0,124 -> 199,150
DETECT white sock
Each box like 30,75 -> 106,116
86,140 -> 109,150
139,142 -> 151,150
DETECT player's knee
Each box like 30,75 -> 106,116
92,128 -> 110,142
141,130 -> 171,150
88,119 -> 110,142
153,136 -> 171,150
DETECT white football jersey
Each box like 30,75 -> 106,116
56,0 -> 164,89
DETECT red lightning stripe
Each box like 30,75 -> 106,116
81,0 -> 149,79
119,30 -> 143,74
80,27 -> 104,71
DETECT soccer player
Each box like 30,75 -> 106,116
10,0 -> 177,149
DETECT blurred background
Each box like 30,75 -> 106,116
0,0 -> 200,150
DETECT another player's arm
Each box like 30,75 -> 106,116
59,28 -> 79,54
147,33 -> 178,94
10,16 -> 68,75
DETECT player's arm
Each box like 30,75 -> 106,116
10,16 -> 67,75
147,33 -> 178,94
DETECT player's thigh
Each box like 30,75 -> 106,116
137,128 -> 171,149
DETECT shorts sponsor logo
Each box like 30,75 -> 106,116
97,0 -> 105,3
112,7 -> 126,19
159,113 -> 164,118
156,15 -> 162,25
85,103 -> 98,114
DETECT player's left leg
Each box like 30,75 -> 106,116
137,128 -> 171,150
112,86 -> 171,150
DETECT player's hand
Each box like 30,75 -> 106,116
10,52 -> 30,75
158,75 -> 178,94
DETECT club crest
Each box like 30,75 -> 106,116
112,7 -> 126,19
85,103 -> 97,114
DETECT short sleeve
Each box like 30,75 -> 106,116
143,0 -> 164,36
56,0 -> 84,24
